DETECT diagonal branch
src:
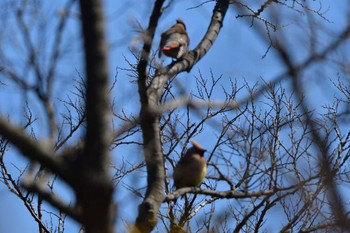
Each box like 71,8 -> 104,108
0,116 -> 65,177
274,23 -> 350,230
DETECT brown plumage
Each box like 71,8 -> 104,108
158,18 -> 189,59
173,141 -> 207,189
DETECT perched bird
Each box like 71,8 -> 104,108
173,141 -> 207,189
158,18 -> 189,59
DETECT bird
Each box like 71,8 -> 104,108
173,141 -> 207,189
158,18 -> 189,59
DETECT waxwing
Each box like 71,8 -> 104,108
158,19 -> 189,59
173,141 -> 207,189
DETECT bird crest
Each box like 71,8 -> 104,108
176,18 -> 186,29
191,140 -> 206,152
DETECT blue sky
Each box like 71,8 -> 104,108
0,1 -> 349,232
